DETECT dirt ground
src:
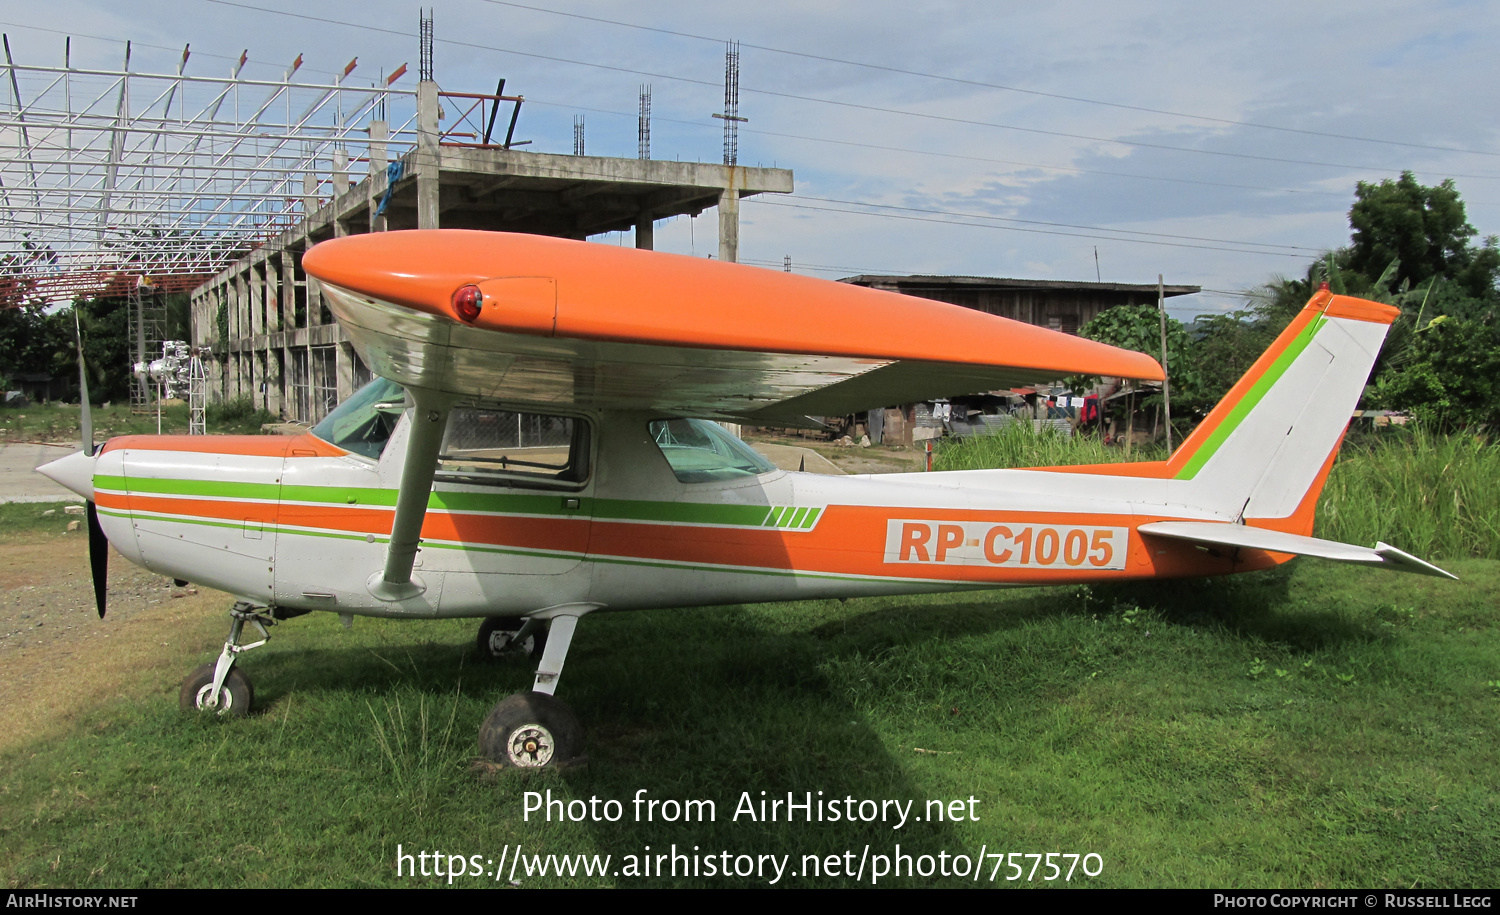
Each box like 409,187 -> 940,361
0,533 -> 228,753
743,433 -> 927,474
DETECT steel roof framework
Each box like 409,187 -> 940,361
0,36 -> 418,303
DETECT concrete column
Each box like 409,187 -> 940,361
635,209 -> 654,250
336,341 -> 356,402
265,254 -> 281,332
249,264 -> 264,338
416,81 -> 440,230
230,275 -> 246,394
368,119 -> 388,233
280,251 -> 296,328
256,351 -> 267,411
268,349 -> 284,419
303,172 -> 317,219
717,184 -> 740,263
303,240 -> 322,325
332,148 -> 350,237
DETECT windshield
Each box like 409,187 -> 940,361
310,377 -> 406,459
649,418 -> 777,483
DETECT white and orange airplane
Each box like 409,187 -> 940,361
39,230 -> 1454,768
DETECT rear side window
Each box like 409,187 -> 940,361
438,407 -> 589,487
649,418 -> 776,483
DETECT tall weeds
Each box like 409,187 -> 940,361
1316,428 -> 1500,560
368,687 -> 463,819
933,423 -> 1167,472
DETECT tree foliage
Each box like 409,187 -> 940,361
1346,171 -> 1500,298
1370,315 -> 1500,430
1071,304 -> 1208,412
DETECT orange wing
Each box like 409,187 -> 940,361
304,230 -> 1164,421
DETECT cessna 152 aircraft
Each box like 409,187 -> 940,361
38,230 -> 1455,769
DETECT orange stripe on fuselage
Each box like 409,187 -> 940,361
99,433 -> 344,458
588,504 -> 1275,583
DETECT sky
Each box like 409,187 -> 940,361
4,0 -> 1499,319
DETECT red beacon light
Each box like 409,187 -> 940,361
453,284 -> 483,322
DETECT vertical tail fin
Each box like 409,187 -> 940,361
1167,290 -> 1399,532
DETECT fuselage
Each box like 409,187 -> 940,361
87,408 -> 1276,621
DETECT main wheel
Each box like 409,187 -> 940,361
179,662 -> 254,717
476,617 -> 546,661
479,691 -> 584,768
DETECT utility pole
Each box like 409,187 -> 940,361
1157,274 -> 1173,452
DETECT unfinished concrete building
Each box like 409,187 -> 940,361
838,274 -> 1201,335
189,78 -> 793,424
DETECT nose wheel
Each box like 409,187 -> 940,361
180,663 -> 254,717
179,602 -> 273,718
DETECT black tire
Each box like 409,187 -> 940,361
478,691 -> 584,768
179,662 -> 254,717
476,617 -> 546,661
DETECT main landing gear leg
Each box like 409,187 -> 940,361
179,602 -> 274,717
479,607 -> 596,769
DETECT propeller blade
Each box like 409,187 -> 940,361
87,501 -> 108,618
76,308 -> 105,618
72,308 -> 93,454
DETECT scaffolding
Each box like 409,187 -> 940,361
127,276 -> 165,411
0,34 -> 420,302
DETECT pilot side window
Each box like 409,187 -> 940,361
309,377 -> 405,460
437,407 -> 589,487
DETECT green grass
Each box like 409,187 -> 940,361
1,560 -> 1496,888
0,501 -> 93,537
0,398 -> 279,442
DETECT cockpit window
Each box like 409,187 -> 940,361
309,377 -> 405,459
649,418 -> 777,483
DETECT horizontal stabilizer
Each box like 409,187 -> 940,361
1138,521 -> 1458,580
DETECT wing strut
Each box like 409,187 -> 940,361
367,386 -> 455,601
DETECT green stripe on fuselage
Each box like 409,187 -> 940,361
96,474 -> 811,529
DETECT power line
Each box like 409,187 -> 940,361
194,0 -> 1500,181
748,197 -> 1314,259
473,0 -> 1500,160
786,194 -> 1325,252
0,18 -> 349,81
528,96 -> 1352,200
